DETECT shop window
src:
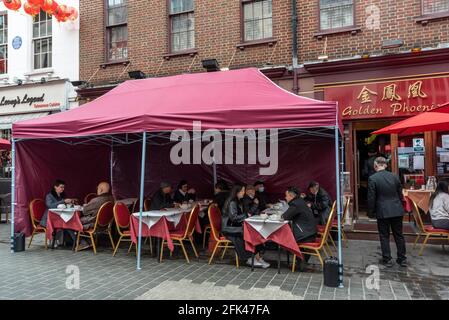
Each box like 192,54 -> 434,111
169,0 -> 195,52
242,0 -> 273,42
33,10 -> 52,70
422,0 -> 449,15
106,0 -> 128,61
319,0 -> 354,31
397,136 -> 426,189
0,14 -> 7,74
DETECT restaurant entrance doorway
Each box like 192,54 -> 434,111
352,121 -> 393,220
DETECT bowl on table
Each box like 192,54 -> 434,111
57,204 -> 66,209
180,203 -> 189,210
260,213 -> 268,219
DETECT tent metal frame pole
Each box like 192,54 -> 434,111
10,139 -> 15,253
335,127 -> 344,288
137,131 -> 147,270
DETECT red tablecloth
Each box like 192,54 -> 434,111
243,222 -> 303,259
129,212 -> 201,252
46,210 -> 83,241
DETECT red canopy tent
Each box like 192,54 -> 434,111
11,68 -> 344,280
0,138 -> 11,150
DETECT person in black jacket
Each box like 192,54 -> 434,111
213,180 -> 230,213
222,183 -> 269,268
303,181 -> 332,225
368,157 -> 407,267
242,185 -> 260,216
254,181 -> 269,211
173,180 -> 196,203
150,181 -> 175,210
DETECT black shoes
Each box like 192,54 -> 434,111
380,259 -> 395,267
397,259 -> 407,267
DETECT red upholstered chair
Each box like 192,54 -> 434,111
84,193 -> 97,204
144,199 -> 151,211
411,199 -> 449,256
292,202 -> 336,271
28,199 -> 48,249
208,204 -> 239,268
112,202 -> 134,256
160,205 -> 200,263
76,201 -> 115,254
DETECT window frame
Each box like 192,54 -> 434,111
167,0 -> 196,54
240,0 -> 274,44
0,11 -> 7,75
104,0 -> 128,63
318,0 -> 356,33
32,10 -> 52,70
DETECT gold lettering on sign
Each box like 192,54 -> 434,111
408,81 -> 427,99
382,84 -> 402,102
357,86 -> 377,104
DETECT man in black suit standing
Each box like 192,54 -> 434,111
368,157 -> 407,267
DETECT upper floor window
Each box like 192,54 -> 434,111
33,10 -> 52,70
169,0 -> 195,52
319,0 -> 354,31
106,0 -> 128,61
422,0 -> 449,15
0,13 -> 7,74
243,0 -> 272,42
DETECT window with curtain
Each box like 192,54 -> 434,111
106,0 -> 128,61
243,0 -> 272,42
422,0 -> 449,14
0,14 -> 7,74
33,10 -> 52,69
169,0 -> 195,52
320,0 -> 354,31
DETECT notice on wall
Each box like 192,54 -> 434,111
413,155 -> 425,170
398,155 -> 409,169
413,138 -> 425,152
443,135 -> 449,149
440,152 -> 449,163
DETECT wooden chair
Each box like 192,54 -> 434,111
84,193 -> 97,204
75,201 -> 115,254
160,205 -> 200,263
318,198 -> 351,251
411,199 -> 449,256
208,204 -> 239,268
28,199 -> 48,249
112,202 -> 135,256
292,201 -> 336,271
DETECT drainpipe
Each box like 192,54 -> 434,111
291,0 -> 299,95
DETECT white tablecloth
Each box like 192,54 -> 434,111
49,208 -> 83,223
132,209 -> 185,229
245,216 -> 289,239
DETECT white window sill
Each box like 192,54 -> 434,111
24,68 -> 54,76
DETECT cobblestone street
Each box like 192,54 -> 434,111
1,223 -> 449,300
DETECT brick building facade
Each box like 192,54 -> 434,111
77,1 -> 449,221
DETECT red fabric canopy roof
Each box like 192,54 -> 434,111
373,111 -> 449,135
13,68 -> 338,139
0,138 -> 11,150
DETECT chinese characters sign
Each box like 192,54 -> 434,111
324,76 -> 449,120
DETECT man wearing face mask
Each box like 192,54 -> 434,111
242,185 -> 260,216
254,181 -> 269,211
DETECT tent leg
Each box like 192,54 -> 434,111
10,139 -> 15,253
335,126 -> 344,288
137,132 -> 147,270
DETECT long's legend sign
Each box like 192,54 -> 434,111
324,76 -> 449,120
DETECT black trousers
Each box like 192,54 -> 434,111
377,216 -> 406,263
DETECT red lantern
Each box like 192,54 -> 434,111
3,0 -> 22,11
54,4 -> 69,22
66,6 -> 78,21
41,0 -> 58,15
28,0 -> 43,6
23,1 -> 40,16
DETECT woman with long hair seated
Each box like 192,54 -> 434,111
429,180 -> 449,230
222,183 -> 269,268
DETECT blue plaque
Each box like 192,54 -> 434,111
12,36 -> 22,50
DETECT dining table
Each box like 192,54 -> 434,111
47,207 -> 84,250
244,214 -> 302,274
403,189 -> 433,214
129,206 -> 201,261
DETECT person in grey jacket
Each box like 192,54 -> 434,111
368,157 -> 406,267
40,179 -> 76,247
222,183 -> 269,268
429,181 -> 449,230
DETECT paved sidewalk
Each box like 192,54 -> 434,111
0,223 -> 448,300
